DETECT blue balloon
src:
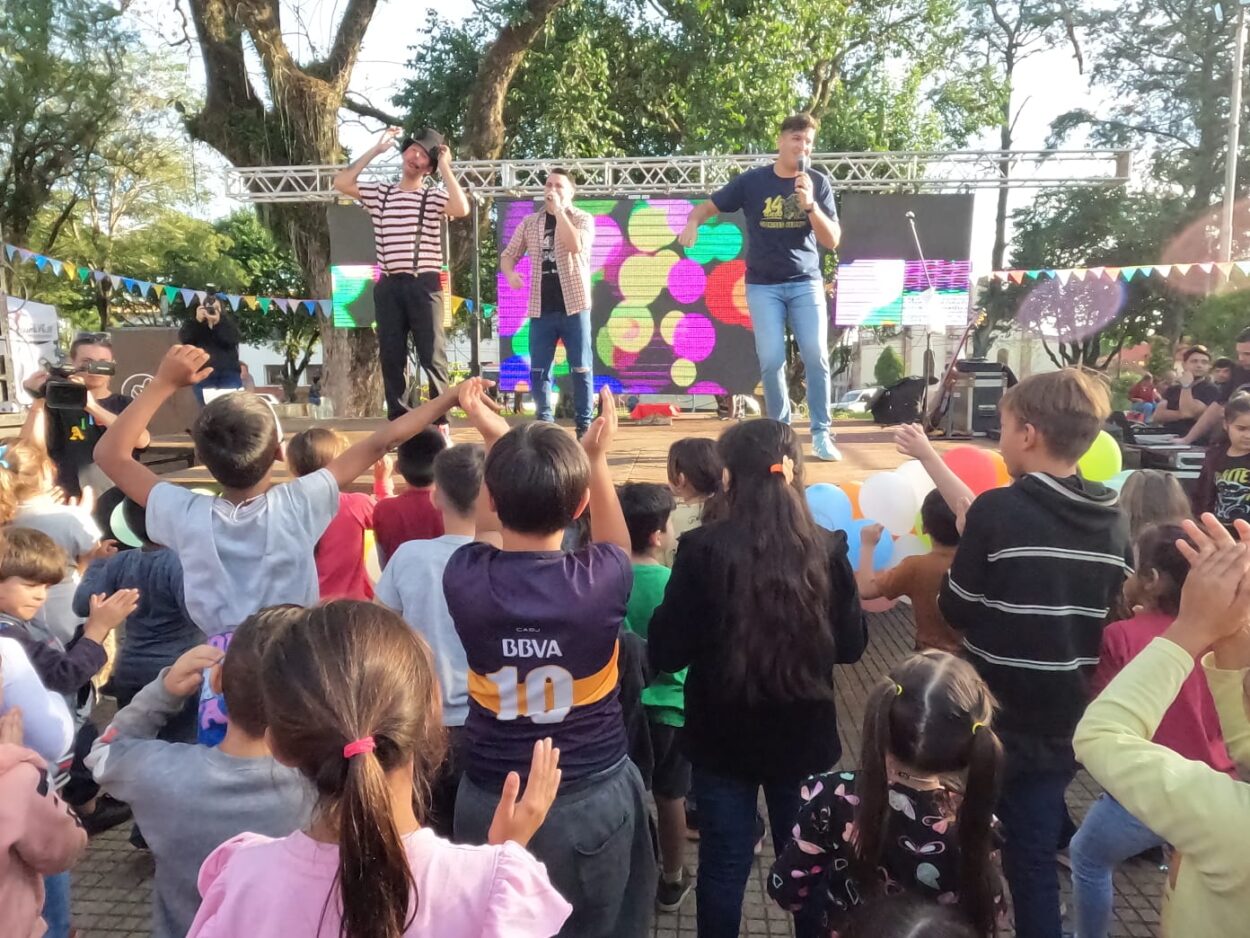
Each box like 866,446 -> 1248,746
807,483 -> 853,533
1105,469 -> 1134,493
844,519 -> 894,571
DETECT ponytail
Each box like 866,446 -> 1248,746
956,724 -> 1003,937
849,679 -> 895,893
338,737 -> 417,938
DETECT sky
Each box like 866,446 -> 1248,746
124,0 -> 1102,267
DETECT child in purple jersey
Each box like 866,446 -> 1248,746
446,379 -> 657,938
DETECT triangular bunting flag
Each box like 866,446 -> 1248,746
241,295 -> 257,309
93,270 -> 108,283
77,267 -> 90,282
1069,269 -> 1087,281
109,275 -> 122,290
3,245 -> 15,260
1152,265 -> 1170,279
1173,264 -> 1192,277
1118,267 -> 1137,281
1087,267 -> 1105,280
1023,270 -> 1041,280
195,291 -> 207,304
464,299 -> 475,313
1103,267 -> 1121,280
1237,261 -> 1250,278
1138,266 -> 1154,279
135,280 -> 152,297
1218,262 -> 1235,279
992,271 -> 1008,282
1008,271 -> 1025,284
17,249 -> 33,264
1199,262 -> 1215,275
162,285 -> 178,303
225,294 -> 242,311
33,255 -> 48,271
303,300 -> 317,315
49,259 -> 63,277
258,298 -> 271,314
483,303 -> 496,318
276,298 -> 291,312
318,300 -> 331,316
1056,269 -> 1073,285
121,278 -> 136,292
180,288 -> 197,306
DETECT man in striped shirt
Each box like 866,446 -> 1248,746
333,126 -> 470,419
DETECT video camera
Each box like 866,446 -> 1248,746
32,357 -> 116,411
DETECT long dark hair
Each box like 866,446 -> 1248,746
261,601 -> 447,938
854,652 -> 1002,937
1132,523 -> 1193,616
667,436 -> 727,522
716,420 -> 835,702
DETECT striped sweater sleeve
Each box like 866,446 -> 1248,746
938,496 -> 995,631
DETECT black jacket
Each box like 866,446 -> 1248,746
179,313 -> 241,376
939,473 -> 1131,742
648,521 -> 866,784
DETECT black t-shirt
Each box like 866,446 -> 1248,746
46,393 -> 131,494
1160,379 -> 1220,434
1195,447 -> 1250,526
539,213 -> 567,315
1220,366 -> 1250,402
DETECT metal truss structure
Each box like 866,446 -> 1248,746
226,148 -> 1133,203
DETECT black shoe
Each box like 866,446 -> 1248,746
656,869 -> 694,913
78,794 -> 133,837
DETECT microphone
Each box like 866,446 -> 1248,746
905,210 -> 916,221
798,155 -> 810,174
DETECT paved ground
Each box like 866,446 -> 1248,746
70,605 -> 1164,937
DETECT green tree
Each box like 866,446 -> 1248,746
874,346 -> 905,387
1187,291 -> 1250,358
0,0 -> 136,246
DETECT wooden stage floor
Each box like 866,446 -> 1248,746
150,415 -> 995,491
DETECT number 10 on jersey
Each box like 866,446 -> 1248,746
485,665 -> 576,724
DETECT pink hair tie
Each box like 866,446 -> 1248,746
342,736 -> 376,759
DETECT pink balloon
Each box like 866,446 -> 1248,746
940,446 -> 999,496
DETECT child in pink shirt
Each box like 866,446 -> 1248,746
286,429 -> 386,602
187,599 -> 570,938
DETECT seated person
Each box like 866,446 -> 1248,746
1213,357 -> 1235,392
1153,345 -> 1219,436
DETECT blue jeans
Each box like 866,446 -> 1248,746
1070,795 -> 1164,938
692,768 -> 821,938
1130,401 -> 1156,420
996,766 -> 1076,938
745,279 -> 831,434
42,871 -> 71,938
530,309 -> 594,430
193,369 -> 244,405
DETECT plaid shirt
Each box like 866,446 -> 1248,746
501,206 -> 595,317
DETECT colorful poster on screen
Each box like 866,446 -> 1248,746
835,258 -> 973,328
496,198 -> 765,395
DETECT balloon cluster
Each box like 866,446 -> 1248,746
805,429 -> 1123,612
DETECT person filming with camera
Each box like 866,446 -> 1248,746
20,332 -> 149,498
179,294 -> 244,406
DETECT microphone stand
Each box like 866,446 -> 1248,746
907,212 -> 938,420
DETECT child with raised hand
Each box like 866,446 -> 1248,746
374,427 -> 448,565
1075,513 -> 1250,937
375,442 -> 486,835
73,497 -> 202,742
768,651 -> 1004,936
618,481 -> 692,912
94,344 -> 478,639
1193,391 -> 1250,528
857,488 -> 963,653
1070,522 -> 1234,938
649,419 -> 866,938
937,369 -> 1131,938
286,428 -> 379,601
87,607 -> 312,938
5,440 -> 117,647
448,381 -> 658,938
0,696 -> 88,938
187,601 -> 570,938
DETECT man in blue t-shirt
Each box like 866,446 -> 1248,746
680,113 -> 842,460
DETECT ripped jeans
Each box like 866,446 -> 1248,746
530,308 -> 594,431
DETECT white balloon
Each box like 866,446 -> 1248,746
859,472 -> 921,537
895,459 -> 936,503
888,533 -> 930,568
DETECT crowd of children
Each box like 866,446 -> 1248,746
3,342 -> 1250,938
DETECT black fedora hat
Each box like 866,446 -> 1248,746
400,127 -> 444,155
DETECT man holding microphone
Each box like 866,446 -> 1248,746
679,113 -> 842,460
501,169 -> 597,437
333,126 -> 469,420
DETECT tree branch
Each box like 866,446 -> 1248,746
318,0 -> 379,88
342,95 -> 404,127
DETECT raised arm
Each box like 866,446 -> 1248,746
327,385 -> 464,488
96,346 -> 212,506
19,399 -> 48,450
580,387 -> 630,551
677,200 -> 721,249
332,127 -> 399,201
438,148 -> 470,219
894,423 -> 976,510
458,378 -> 511,450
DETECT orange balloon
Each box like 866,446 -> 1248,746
841,480 -> 864,519
987,450 -> 1011,487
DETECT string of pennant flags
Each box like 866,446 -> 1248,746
990,260 -> 1250,285
2,242 -> 495,319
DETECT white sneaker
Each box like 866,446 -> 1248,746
812,431 -> 842,462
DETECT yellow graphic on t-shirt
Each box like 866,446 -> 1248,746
760,193 -> 810,230
68,426 -> 86,442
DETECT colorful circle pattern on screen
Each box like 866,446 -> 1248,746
706,259 -> 750,328
688,380 -> 729,395
667,258 -> 707,304
686,220 -> 743,265
591,216 -> 624,273
671,358 -> 697,387
605,306 -> 656,352
672,313 -> 715,362
627,201 -> 679,253
618,251 -> 678,304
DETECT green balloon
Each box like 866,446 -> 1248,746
1077,429 -> 1123,483
109,501 -> 143,549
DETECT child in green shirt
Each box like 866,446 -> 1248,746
618,482 -> 690,913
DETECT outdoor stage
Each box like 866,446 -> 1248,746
145,414 -> 994,491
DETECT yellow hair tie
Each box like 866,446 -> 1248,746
971,721 -> 985,735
